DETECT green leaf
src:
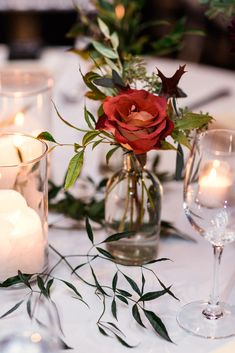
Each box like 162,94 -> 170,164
0,300 -> 24,319
18,270 -> 31,289
37,276 -> 48,298
172,130 -> 191,149
0,274 -> 33,288
106,321 -> 123,334
98,325 -> 109,336
139,288 -> 171,302
90,267 -> 108,296
123,275 -> 141,296
116,295 -> 128,304
110,32 -> 119,50
156,276 -> 179,301
84,106 -> 95,129
81,70 -> 106,100
74,143 -> 82,152
96,247 -> 114,259
64,150 -> 84,190
51,300 -> 65,336
112,70 -> 125,88
37,131 -> 57,143
92,139 -> 103,150
132,304 -> 146,328
145,258 -> 171,265
97,18 -> 110,38
92,41 -> 118,59
85,90 -> 106,101
85,217 -> 94,244
60,279 -> 83,299
112,272 -> 118,292
26,295 -> 32,319
102,231 -> 135,243
116,289 -> 132,297
175,112 -> 213,130
93,77 -> 115,88
111,298 -> 117,319
141,272 -> 145,295
82,131 -> 100,146
104,57 -> 121,74
114,334 -> 135,348
160,140 -> 177,151
143,309 -> 173,342
46,278 -> 54,297
106,146 -> 119,164
175,143 -> 184,181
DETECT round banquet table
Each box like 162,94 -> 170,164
0,46 -> 235,353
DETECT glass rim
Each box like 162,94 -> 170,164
198,128 -> 235,156
0,69 -> 53,98
0,132 -> 48,168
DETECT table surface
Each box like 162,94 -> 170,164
1,46 -> 235,353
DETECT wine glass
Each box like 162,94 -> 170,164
177,129 -> 235,338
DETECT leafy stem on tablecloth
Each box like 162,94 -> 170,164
0,219 -> 177,348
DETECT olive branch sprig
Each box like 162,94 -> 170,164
0,218 -> 178,349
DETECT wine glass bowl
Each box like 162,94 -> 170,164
177,129 -> 235,338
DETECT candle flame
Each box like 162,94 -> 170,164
209,167 -> 217,181
115,4 -> 125,20
14,112 -> 25,126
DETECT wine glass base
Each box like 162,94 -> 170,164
177,300 -> 235,339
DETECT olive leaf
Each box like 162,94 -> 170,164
64,150 -> 84,190
132,304 -> 146,328
37,131 -> 57,143
0,300 -> 24,319
143,309 -> 173,343
92,41 -> 118,59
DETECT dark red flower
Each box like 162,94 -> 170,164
96,89 -> 174,154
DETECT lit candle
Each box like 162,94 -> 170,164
0,189 -> 45,281
198,160 -> 233,208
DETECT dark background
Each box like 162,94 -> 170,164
0,0 -> 234,70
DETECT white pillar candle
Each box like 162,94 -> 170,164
198,160 -> 233,208
0,189 -> 45,281
0,136 -> 21,189
0,135 -> 44,189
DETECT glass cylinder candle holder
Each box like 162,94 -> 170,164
0,69 -> 53,135
0,133 -> 48,282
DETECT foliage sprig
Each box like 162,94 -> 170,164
0,219 -> 178,348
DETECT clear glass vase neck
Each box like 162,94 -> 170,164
123,152 -> 146,172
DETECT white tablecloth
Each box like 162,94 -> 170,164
1,46 -> 235,353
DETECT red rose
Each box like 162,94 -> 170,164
96,89 -> 174,154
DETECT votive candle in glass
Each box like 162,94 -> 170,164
0,133 -> 48,281
0,69 -> 53,135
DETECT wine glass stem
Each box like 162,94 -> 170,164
203,245 -> 224,320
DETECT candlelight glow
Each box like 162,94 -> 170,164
115,4 -> 125,20
14,111 -> 25,126
31,332 -> 42,343
13,135 -> 24,148
198,160 -> 233,207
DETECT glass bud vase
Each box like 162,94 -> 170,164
105,152 -> 162,265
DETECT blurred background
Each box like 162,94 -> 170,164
0,0 -> 234,70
